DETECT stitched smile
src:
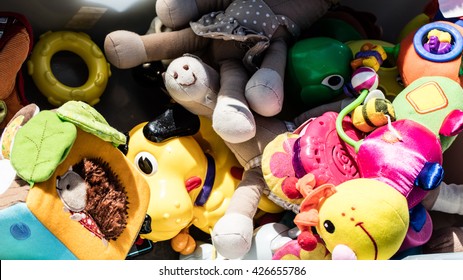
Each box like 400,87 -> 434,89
356,222 -> 378,260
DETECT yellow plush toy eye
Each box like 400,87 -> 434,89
317,178 -> 409,260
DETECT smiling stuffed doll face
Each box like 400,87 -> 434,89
316,178 -> 409,260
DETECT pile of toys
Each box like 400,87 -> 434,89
2,0 -> 463,260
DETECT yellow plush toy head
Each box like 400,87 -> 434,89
296,178 -> 409,260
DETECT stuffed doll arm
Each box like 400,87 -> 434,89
155,0 -> 234,30
245,38 -> 287,117
104,27 -> 210,69
423,182 -> 463,215
104,0 -> 235,69
212,58 -> 256,143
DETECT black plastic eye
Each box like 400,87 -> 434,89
138,157 -> 153,174
66,184 -> 71,190
323,220 -> 335,234
134,152 -> 158,176
321,75 -> 344,91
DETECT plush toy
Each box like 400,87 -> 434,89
180,222 -> 296,260
293,175 -> 410,260
0,101 -> 150,259
162,55 -> 290,259
161,54 -> 360,259
104,0 -> 337,143
261,111 -> 364,213
0,12 -> 33,129
391,76 -> 463,152
421,182 -> 463,255
394,20 -> 463,88
264,72 -> 462,259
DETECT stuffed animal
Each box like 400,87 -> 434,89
162,54 -> 358,259
263,71 -> 463,259
292,175 -> 410,260
104,0 -> 337,143
0,12 -> 33,129
180,222 -> 296,260
0,101 -> 150,259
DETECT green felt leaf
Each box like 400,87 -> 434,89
10,110 -> 77,185
56,101 -> 126,146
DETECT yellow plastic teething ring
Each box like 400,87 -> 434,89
27,31 -> 111,106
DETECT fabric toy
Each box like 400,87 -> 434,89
272,237 -> 332,260
266,74 -> 455,259
292,175 -> 410,260
421,182 -> 463,254
0,12 -> 33,129
395,20 -> 463,88
162,54 -> 359,259
260,111 -> 364,213
0,104 -> 39,211
180,222 -> 296,260
391,76 -> 463,152
104,0 -> 337,143
0,101 -> 150,259
336,87 -> 444,254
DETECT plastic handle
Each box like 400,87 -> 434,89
336,89 -> 369,152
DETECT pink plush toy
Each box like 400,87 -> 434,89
335,88 -> 444,253
104,0 -> 337,143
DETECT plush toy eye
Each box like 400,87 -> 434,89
323,220 -> 335,234
321,75 -> 344,91
134,152 -> 158,176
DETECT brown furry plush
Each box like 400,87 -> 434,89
72,157 -> 129,240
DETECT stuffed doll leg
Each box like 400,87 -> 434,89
163,54 -> 219,117
213,59 -> 256,143
211,115 -> 289,259
245,39 -> 287,117
423,227 -> 463,254
104,28 -> 209,69
156,0 -> 234,30
423,182 -> 463,215
211,166 -> 264,259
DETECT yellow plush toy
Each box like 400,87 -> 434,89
294,176 -> 410,260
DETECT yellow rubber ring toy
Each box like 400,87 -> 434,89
27,31 -> 111,106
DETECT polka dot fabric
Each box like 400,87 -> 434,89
190,0 -> 300,67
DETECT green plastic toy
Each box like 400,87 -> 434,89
282,37 -> 353,119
